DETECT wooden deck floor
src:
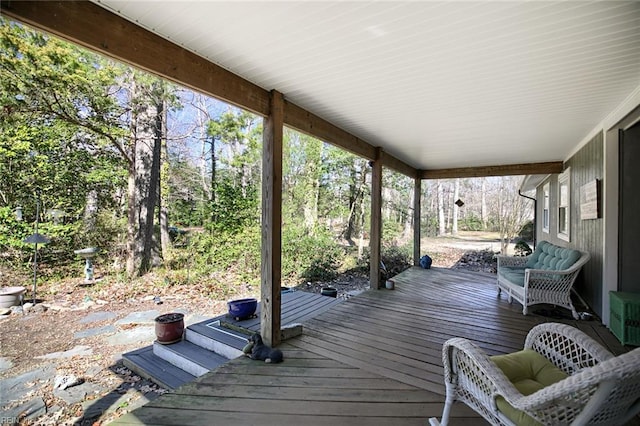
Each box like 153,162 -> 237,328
112,267 -> 628,425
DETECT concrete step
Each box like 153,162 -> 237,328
120,293 -> 342,390
153,340 -> 229,377
185,321 -> 247,360
121,320 -> 247,388
121,346 -> 195,390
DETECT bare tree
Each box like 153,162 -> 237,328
452,178 -> 460,236
403,184 -> 414,239
159,98 -> 172,258
126,79 -> 164,276
344,160 -> 368,246
481,177 -> 488,230
496,176 -> 530,254
437,180 -> 446,236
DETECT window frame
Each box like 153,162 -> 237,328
542,182 -> 550,233
557,168 -> 571,241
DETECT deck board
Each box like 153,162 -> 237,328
112,411 -> 480,426
113,266 -> 630,425
209,290 -> 342,333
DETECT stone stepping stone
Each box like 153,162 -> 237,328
35,345 -> 93,360
2,397 -> 46,424
74,325 -> 117,340
79,311 -> 116,324
0,356 -> 13,373
105,326 -> 155,346
54,381 -> 105,405
115,310 -> 160,326
0,364 -> 55,406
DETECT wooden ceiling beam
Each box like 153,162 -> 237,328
284,103 -> 416,176
284,101 -> 376,160
0,0 -> 271,116
420,161 -> 564,180
380,151 -> 419,178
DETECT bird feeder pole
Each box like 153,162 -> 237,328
23,190 -> 49,305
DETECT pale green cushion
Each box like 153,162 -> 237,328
524,240 -> 581,271
491,349 -> 568,426
500,268 -> 526,287
524,241 -> 546,268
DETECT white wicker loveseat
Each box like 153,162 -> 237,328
430,323 -> 640,426
497,241 -> 590,319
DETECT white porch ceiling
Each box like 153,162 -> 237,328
92,1 -> 640,171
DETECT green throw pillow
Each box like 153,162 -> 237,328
490,349 -> 568,426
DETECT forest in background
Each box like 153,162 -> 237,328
0,19 -> 532,297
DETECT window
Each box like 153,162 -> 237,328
557,168 -> 570,241
542,183 -> 550,233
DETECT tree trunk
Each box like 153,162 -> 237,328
303,141 -> 322,231
357,164 -> 368,258
403,185 -> 414,239
196,94 -> 211,202
126,81 -> 163,277
382,187 -> 391,221
126,159 -> 138,275
437,180 -> 446,236
83,189 -> 98,233
452,178 -> 459,236
497,176 -> 529,255
210,135 -> 216,222
499,182 -> 508,254
159,98 -> 172,258
481,177 -> 488,230
344,163 -> 358,245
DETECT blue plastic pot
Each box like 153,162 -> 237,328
228,298 -> 257,320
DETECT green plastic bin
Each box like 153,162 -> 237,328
609,291 -> 640,346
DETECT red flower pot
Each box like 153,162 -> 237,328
154,312 -> 184,344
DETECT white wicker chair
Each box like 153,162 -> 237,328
430,323 -> 640,426
497,246 -> 590,320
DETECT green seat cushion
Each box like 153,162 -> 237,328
500,268 -> 526,286
490,349 -> 568,426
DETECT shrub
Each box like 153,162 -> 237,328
421,217 -> 439,237
300,256 -> 339,282
0,206 -> 34,266
0,207 -> 89,272
518,220 -> 534,241
282,226 -> 342,283
514,239 -> 532,257
357,243 -> 412,279
190,224 -> 261,286
36,221 -> 79,266
381,244 -> 412,276
382,221 -> 403,242
460,214 -> 484,231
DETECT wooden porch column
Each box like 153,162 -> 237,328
413,176 -> 422,266
369,148 -> 383,289
261,90 -> 284,347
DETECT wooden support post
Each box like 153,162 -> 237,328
414,176 -> 422,266
261,90 -> 283,347
369,149 -> 383,289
